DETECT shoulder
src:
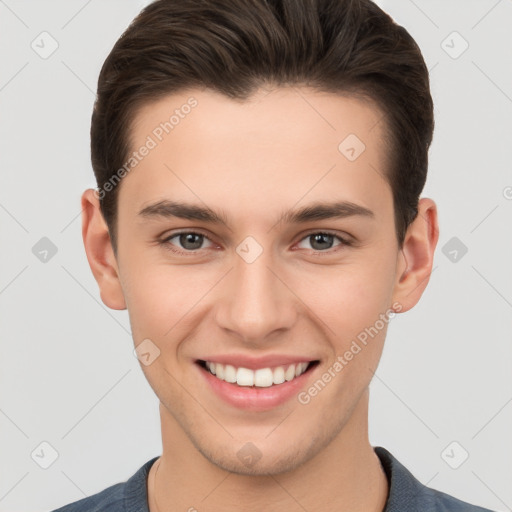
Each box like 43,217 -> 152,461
49,456 -> 159,512
421,486 -> 496,512
50,483 -> 124,512
374,446 -> 496,512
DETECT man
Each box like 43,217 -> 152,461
52,0 -> 495,510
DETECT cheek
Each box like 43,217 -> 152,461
297,250 -> 396,337
303,283 -> 390,379
290,246 -> 397,388
119,257 -> 207,343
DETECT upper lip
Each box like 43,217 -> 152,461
196,354 -> 319,370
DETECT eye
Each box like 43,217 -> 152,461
295,231 -> 352,253
159,229 -> 352,256
159,231 -> 214,255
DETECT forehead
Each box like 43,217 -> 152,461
120,86 -> 392,225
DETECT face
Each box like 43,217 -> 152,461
85,86 -> 436,476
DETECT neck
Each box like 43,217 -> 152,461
148,389 -> 388,512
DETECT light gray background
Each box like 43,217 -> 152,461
0,0 -> 511,511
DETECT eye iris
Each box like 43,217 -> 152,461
310,233 -> 333,251
180,233 -> 203,250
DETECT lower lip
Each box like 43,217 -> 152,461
196,361 -> 318,412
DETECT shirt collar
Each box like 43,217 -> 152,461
374,445 -> 435,511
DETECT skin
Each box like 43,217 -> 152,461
81,86 -> 439,512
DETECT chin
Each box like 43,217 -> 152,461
194,431 -> 329,477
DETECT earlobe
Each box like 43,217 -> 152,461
81,189 -> 127,310
391,198 -> 439,313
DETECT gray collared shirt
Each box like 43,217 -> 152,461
51,446 -> 496,511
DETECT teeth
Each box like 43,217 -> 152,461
285,364 -> 296,381
295,363 -> 306,377
237,367 -> 254,386
273,366 -> 285,384
216,363 -> 225,380
204,361 -> 311,387
224,364 -> 237,383
254,368 -> 273,387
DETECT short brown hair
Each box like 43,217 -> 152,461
91,0 -> 434,253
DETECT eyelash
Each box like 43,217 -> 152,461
158,229 -> 353,256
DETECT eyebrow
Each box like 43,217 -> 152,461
138,199 -> 375,227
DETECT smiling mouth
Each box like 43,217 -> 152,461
196,359 -> 320,388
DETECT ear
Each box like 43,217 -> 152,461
81,188 -> 126,310
391,197 -> 439,313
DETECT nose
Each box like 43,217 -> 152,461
214,246 -> 297,345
